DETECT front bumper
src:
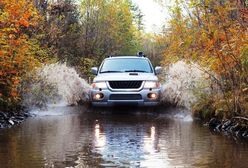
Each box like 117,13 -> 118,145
90,88 -> 161,107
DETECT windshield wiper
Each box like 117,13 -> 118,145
124,70 -> 149,73
100,70 -> 123,73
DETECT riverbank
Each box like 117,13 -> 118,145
0,110 -> 31,129
1,105 -> 248,142
207,117 -> 248,139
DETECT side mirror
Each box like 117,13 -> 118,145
91,67 -> 98,75
155,66 -> 162,75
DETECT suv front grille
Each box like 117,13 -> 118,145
108,81 -> 142,89
109,94 -> 142,100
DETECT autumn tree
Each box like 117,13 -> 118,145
79,0 -> 141,59
130,2 -> 144,31
0,0 -> 47,111
34,0 -> 143,77
160,0 -> 248,118
33,0 -> 82,65
78,0 -> 142,76
141,33 -> 166,66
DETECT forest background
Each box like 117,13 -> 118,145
0,0 -> 247,121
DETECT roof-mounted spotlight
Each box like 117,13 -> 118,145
137,51 -> 145,57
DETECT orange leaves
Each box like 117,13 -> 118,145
0,0 -> 43,110
18,10 -> 35,27
0,0 -> 40,33
8,34 -> 15,39
0,71 -> 3,76
23,11 -> 32,20
13,78 -> 20,85
10,89 -> 18,98
219,33 -> 226,41
161,0 -> 248,93
160,0 -> 248,117
19,18 -> 30,27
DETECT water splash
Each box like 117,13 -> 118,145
161,61 -> 211,109
23,60 -> 210,115
38,63 -> 90,104
23,63 -> 90,109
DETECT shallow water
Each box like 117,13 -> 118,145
0,106 -> 248,168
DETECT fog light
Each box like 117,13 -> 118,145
147,93 -> 158,99
94,93 -> 104,100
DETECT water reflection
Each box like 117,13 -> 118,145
0,106 -> 248,168
144,126 -> 157,152
94,123 -> 106,149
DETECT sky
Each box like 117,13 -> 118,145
132,0 -> 171,33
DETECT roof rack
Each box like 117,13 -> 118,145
107,53 -> 146,58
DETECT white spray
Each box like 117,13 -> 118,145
161,61 -> 211,110
23,60 -> 211,116
37,63 -> 90,105
23,63 -> 90,109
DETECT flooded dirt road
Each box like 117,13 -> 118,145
0,106 -> 248,168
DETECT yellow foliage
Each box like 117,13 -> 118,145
0,0 -> 44,111
161,0 -> 248,118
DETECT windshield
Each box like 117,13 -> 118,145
100,58 -> 153,73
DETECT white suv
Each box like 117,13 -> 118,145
90,56 -> 162,106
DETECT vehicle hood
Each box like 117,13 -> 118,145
93,73 -> 158,82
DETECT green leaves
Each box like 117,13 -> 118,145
75,0 -> 143,66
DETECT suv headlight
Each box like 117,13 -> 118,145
91,82 -> 107,89
144,81 -> 160,89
